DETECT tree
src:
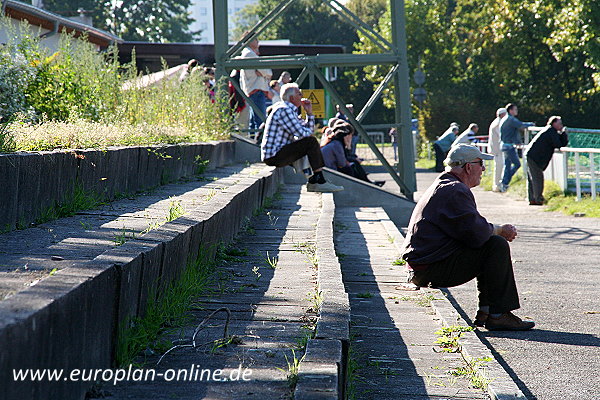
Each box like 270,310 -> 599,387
42,0 -> 198,43
354,0 -> 600,140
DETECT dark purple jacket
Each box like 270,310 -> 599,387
401,172 -> 494,265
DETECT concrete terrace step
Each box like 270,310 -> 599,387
0,164 -> 268,301
0,163 -> 283,400
107,184 -> 324,399
335,207 -> 490,400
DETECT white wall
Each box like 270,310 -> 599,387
0,18 -> 99,54
189,0 -> 258,43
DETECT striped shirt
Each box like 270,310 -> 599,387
260,101 -> 315,160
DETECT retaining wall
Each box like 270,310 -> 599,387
0,141 -> 285,400
0,141 -> 235,231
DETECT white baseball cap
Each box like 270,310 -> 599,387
445,144 -> 494,167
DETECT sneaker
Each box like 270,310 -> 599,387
307,182 -> 344,193
529,201 -> 543,206
473,310 -> 488,327
498,183 -> 508,193
484,312 -> 535,331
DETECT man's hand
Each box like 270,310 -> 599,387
499,224 -> 518,242
301,98 -> 313,115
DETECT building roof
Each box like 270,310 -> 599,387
2,0 -> 121,47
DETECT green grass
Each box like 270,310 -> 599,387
36,183 -> 104,225
545,194 -> 600,217
415,158 -> 435,170
481,170 -> 600,217
115,246 -> 217,366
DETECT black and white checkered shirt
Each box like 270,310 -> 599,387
260,101 -> 315,160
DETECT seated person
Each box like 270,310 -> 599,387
401,144 -> 535,331
321,122 -> 384,187
261,83 -> 343,193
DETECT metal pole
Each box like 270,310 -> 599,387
356,65 -> 398,123
390,0 -> 416,198
311,67 -> 412,196
226,0 -> 297,58
590,153 -> 596,200
212,0 -> 228,85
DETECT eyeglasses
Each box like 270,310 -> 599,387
463,160 -> 484,167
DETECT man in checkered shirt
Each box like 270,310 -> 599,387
261,83 -> 343,192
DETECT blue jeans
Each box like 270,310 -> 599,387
249,91 -> 266,131
501,143 -> 520,186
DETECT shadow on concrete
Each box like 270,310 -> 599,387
335,208 -> 427,399
107,185 -> 312,399
441,288 -> 538,400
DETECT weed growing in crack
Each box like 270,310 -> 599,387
251,266 -> 261,282
263,251 -> 278,269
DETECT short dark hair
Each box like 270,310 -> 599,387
547,115 -> 562,126
506,103 -> 517,112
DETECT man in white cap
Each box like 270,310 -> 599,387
488,107 -> 508,191
400,144 -> 535,331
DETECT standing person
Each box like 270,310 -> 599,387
240,36 -> 272,132
452,123 -> 479,146
389,127 -> 398,161
228,69 -> 248,132
335,104 -> 359,155
261,83 -> 343,193
499,103 -> 534,192
433,123 -> 459,172
278,71 -> 292,86
401,144 -> 535,331
524,116 -> 568,205
268,80 -> 282,104
488,108 -> 507,192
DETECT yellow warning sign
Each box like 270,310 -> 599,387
300,89 -> 325,119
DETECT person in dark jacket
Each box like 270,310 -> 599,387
401,144 -> 535,331
524,116 -> 568,205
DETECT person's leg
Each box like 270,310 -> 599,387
493,152 -> 504,191
351,134 -> 359,155
411,235 -> 520,313
433,143 -> 445,172
249,91 -> 266,130
527,156 -> 545,203
502,145 -> 520,186
235,106 -> 250,135
263,136 -> 325,171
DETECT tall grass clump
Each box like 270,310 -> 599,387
0,17 -> 232,152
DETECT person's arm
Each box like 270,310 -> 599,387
280,105 -> 314,138
333,142 -> 349,168
432,186 -> 494,248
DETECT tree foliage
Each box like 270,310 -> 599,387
42,0 -> 198,42
353,0 -> 600,139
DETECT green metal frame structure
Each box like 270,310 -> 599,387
213,0 -> 416,199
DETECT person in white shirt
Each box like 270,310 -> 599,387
452,123 -> 479,146
488,108 -> 507,192
240,36 -> 272,132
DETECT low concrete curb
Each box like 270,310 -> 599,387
0,165 -> 284,400
295,193 -> 350,400
375,209 -> 527,400
0,141 -> 235,232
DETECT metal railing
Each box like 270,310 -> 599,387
559,147 -> 600,201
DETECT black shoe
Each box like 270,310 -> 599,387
485,312 -> 535,331
373,181 -> 385,187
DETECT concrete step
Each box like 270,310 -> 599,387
0,163 -> 283,400
335,206 -> 490,400
0,164 -> 267,302
107,184 -> 324,400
